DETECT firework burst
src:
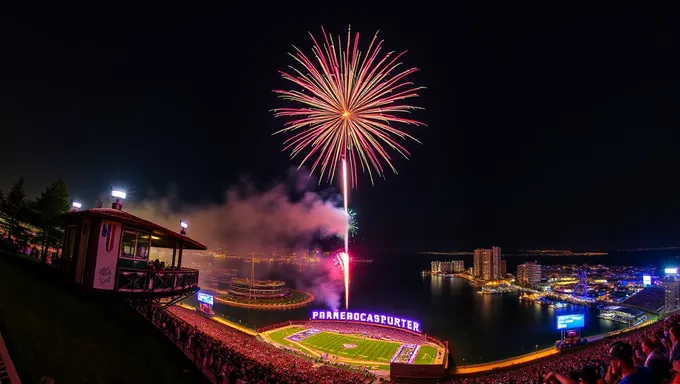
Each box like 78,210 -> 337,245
273,26 -> 426,187
348,209 -> 358,237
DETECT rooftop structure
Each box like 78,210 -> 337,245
60,208 -> 206,305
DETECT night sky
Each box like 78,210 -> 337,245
1,4 -> 678,252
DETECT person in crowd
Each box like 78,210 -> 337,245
670,355 -> 680,384
641,337 -> 671,383
670,325 -> 680,363
602,342 -> 652,384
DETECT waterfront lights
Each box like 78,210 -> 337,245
180,220 -> 188,235
111,190 -> 127,199
310,310 -> 421,333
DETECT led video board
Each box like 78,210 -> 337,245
197,292 -> 214,305
557,314 -> 585,330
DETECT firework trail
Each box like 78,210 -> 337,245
272,26 -> 425,187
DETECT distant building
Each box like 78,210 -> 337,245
475,246 -> 502,280
517,262 -> 542,285
473,249 -> 482,277
501,260 -> 507,277
431,261 -> 463,274
492,246 -> 501,280
664,280 -> 680,312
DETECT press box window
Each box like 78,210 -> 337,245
119,229 -> 151,260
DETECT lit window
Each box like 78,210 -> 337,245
119,229 -> 151,260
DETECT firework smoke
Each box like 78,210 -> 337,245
123,178 -> 347,251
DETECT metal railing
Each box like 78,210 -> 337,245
116,267 -> 199,293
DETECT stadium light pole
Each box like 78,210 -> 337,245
180,220 -> 188,235
71,202 -> 82,212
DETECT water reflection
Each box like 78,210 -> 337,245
187,261 -> 630,363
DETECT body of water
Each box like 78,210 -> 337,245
182,251 -> 676,364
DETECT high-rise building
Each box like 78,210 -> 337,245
453,260 -> 465,272
475,247 -> 502,280
665,281 -> 680,312
500,260 -> 507,277
492,246 -> 501,280
517,262 -> 542,285
431,261 -> 440,273
482,249 -> 493,280
473,249 -> 483,278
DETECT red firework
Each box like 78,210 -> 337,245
272,26 -> 425,187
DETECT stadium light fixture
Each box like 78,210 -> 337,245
180,220 -> 188,235
72,202 -> 82,209
111,190 -> 127,199
111,189 -> 127,210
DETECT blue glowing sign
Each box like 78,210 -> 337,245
197,292 -> 214,305
557,314 -> 585,330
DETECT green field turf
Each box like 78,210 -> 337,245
414,345 -> 438,364
298,331 -> 401,363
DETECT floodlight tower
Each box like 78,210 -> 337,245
71,202 -> 82,212
180,220 -> 188,236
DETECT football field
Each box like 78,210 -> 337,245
301,330 -> 401,363
265,326 -> 439,370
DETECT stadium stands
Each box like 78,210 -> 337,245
442,313 -> 680,384
305,321 -> 428,345
623,287 -> 665,313
139,305 -> 375,384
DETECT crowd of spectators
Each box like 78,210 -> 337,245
623,287 -> 665,313
445,313 -> 680,384
138,304 -> 375,384
305,321 -> 427,345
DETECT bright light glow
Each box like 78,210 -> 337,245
342,158 -> 348,253
72,202 -> 82,208
643,275 -> 651,286
180,220 -> 188,229
665,268 -> 677,274
335,251 -> 350,311
111,190 -> 127,199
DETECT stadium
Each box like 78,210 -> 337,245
228,278 -> 291,299
258,310 -> 449,377
598,305 -> 648,325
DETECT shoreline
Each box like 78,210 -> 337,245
453,315 -> 657,375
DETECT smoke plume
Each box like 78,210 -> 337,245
122,178 -> 347,252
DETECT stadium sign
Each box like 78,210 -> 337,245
310,310 -> 421,333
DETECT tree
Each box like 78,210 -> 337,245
1,177 -> 28,241
34,178 -> 71,262
0,189 -> 5,235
